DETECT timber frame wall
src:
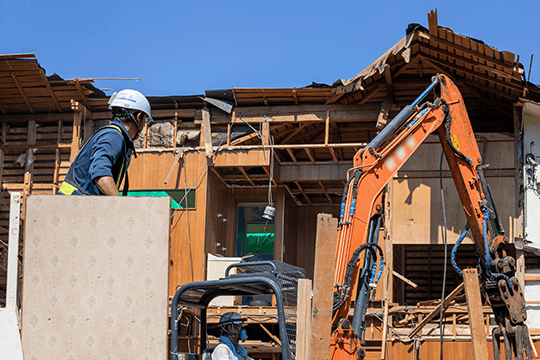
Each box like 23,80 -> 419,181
3,9 -> 540,358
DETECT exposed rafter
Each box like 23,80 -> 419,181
239,167 -> 256,186
11,72 -> 34,113
39,69 -> 62,112
294,181 -> 311,204
318,181 -> 333,204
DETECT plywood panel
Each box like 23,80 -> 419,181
390,176 -> 517,245
21,195 -> 170,360
400,137 -> 514,172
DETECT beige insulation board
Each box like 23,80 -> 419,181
21,195 -> 170,360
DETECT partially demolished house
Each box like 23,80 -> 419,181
3,10 -> 540,359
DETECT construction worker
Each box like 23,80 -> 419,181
58,89 -> 152,196
212,312 -> 253,360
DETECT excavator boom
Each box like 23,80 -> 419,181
330,74 -> 528,360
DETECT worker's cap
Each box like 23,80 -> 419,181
218,312 -> 245,326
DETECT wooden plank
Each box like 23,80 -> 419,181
70,105 -> 82,163
208,104 -> 380,124
39,69 -> 62,112
27,120 -> 36,145
52,148 -> 61,194
428,9 -> 438,36
324,111 -> 330,145
296,278 -> 312,360
408,282 -> 464,338
201,107 -> 213,158
392,270 -> 419,288
11,72 -> 34,113
463,268 -> 489,360
311,213 -> 338,360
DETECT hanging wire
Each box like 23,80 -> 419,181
439,150 -> 448,360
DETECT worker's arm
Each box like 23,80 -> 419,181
90,127 -> 125,195
94,176 -> 121,196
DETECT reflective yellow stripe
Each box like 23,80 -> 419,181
59,182 -> 78,195
111,125 -> 125,190
116,159 -> 125,189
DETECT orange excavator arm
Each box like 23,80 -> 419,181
330,74 -> 528,360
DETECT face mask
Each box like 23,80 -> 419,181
240,328 -> 247,342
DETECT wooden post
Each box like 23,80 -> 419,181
324,110 -> 330,146
57,120 -> 63,144
311,213 -> 338,360
70,101 -> 83,163
463,268 -> 489,360
297,278 -> 312,360
202,107 -> 213,158
174,113 -> 178,148
143,122 -> 149,148
53,148 -> 61,194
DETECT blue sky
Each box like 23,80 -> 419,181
2,0 -> 540,97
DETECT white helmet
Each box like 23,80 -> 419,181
108,89 -> 153,122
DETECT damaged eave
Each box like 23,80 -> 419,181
330,21 -> 526,105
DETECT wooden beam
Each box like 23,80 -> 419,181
392,270 -> 418,288
408,282 -> 464,338
210,104 -> 380,124
318,181 -> 332,204
202,107 -> 213,158
311,214 -> 338,360
39,69 -> 62,112
73,79 -> 91,109
0,100 -> 6,115
274,161 -> 353,182
419,47 -> 522,92
305,148 -> 315,163
463,268 -> 489,360
262,166 -> 278,186
328,147 -> 339,163
418,31 -> 516,70
239,167 -> 256,186
52,148 -> 61,194
460,82 -> 513,117
294,181 -> 311,204
281,123 -> 309,144
286,148 -> 298,163
324,111 -> 330,145
70,103 -> 83,163
11,72 -> 34,113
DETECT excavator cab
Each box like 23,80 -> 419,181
170,261 -> 305,360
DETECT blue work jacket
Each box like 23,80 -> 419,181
59,120 -> 135,195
